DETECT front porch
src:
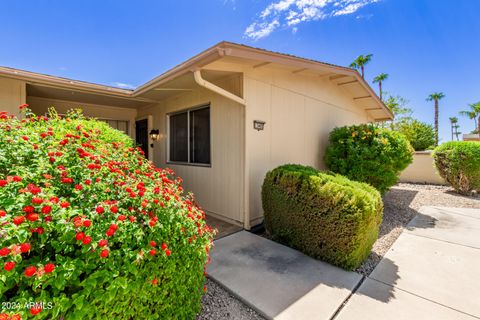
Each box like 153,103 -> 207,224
206,215 -> 243,239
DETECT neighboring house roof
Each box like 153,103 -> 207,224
0,41 -> 393,120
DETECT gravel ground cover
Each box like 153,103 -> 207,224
199,183 -> 480,319
197,278 -> 266,320
356,183 -> 480,275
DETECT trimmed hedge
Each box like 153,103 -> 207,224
325,124 -> 414,194
262,164 -> 383,270
0,107 -> 214,319
433,141 -> 480,195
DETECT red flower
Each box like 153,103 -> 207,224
82,236 -> 92,245
30,304 -> 42,315
106,229 -> 115,237
110,223 -> 118,231
96,206 -> 104,214
0,210 -> 5,217
149,249 -> 156,256
41,205 -> 52,214
150,241 -> 156,247
165,249 -> 171,257
61,177 -> 73,184
50,196 -> 59,204
0,180 -> 7,187
83,220 -> 91,227
152,278 -> 158,285
75,232 -> 85,241
44,263 -> 55,273
85,179 -> 91,185
23,206 -> 35,214
20,243 -> 31,253
100,249 -> 109,258
161,243 -> 167,250
60,201 -> 70,208
19,103 -> 29,110
99,239 -> 108,247
118,215 -> 126,221
13,216 -> 25,225
26,213 -> 39,222
27,184 -> 41,195
73,218 -> 83,227
12,176 -> 22,182
4,261 -> 15,271
0,248 -> 10,256
74,184 -> 83,190
35,227 -> 44,234
110,206 -> 118,214
24,266 -> 37,277
31,198 -> 43,205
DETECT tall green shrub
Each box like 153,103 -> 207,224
262,164 -> 383,270
433,141 -> 480,195
0,107 -> 214,319
325,124 -> 414,193
395,119 -> 435,151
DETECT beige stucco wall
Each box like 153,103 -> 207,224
27,96 -> 137,138
0,77 -> 26,116
136,75 -> 245,224
242,67 -> 373,223
399,151 -> 445,185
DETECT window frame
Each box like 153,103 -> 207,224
166,103 -> 212,167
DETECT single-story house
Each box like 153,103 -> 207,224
0,41 -> 392,229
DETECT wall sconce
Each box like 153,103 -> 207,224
253,120 -> 266,131
149,129 -> 160,141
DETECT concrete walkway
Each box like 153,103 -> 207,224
208,206 -> 480,320
336,206 -> 480,320
207,231 -> 362,320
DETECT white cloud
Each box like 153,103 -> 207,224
111,82 -> 135,89
244,0 -> 379,40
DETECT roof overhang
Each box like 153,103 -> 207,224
0,41 -> 393,120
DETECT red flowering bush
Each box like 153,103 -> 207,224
0,107 -> 214,319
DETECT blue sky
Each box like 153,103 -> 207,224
1,0 -> 478,142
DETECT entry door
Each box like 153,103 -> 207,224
135,119 -> 149,159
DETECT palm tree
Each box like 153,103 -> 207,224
372,73 -> 389,101
453,125 -> 461,141
426,92 -> 445,146
459,102 -> 480,134
349,54 -> 373,78
449,117 -> 458,141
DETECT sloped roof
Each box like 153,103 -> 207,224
0,41 -> 393,120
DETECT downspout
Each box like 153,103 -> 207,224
192,70 -> 250,230
193,70 -> 245,106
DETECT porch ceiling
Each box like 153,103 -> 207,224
26,84 -> 150,109
135,69 -> 242,101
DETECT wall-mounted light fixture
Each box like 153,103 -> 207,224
253,120 -> 266,131
149,129 -> 160,141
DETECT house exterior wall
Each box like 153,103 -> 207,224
399,151 -> 445,185
27,96 -> 137,137
242,67 -> 374,223
0,77 -> 26,116
136,75 -> 245,225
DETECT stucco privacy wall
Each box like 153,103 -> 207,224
399,151 -> 445,185
27,96 -> 137,138
136,75 -> 244,224
0,77 -> 26,116
243,67 -> 374,223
